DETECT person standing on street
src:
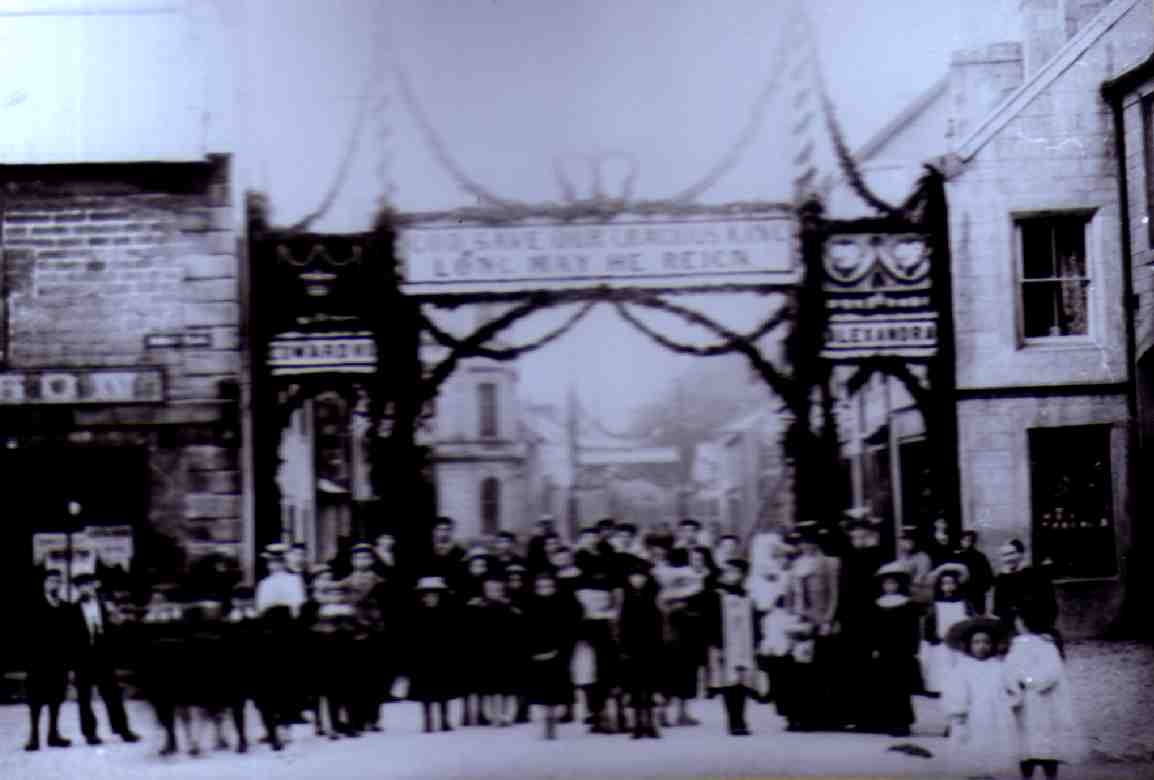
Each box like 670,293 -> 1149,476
24,569 -> 73,751
784,522 -> 841,732
254,544 -> 306,618
993,540 -> 1060,650
344,543 -> 389,732
69,573 -> 140,746
523,571 -> 579,740
953,530 -> 995,615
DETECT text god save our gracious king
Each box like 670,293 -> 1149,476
398,218 -> 795,294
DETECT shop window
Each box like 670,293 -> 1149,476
1143,94 -> 1153,248
480,477 -> 501,536
478,382 -> 498,439
1017,213 -> 1092,340
1028,425 -> 1117,579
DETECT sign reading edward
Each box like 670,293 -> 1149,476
819,231 -> 937,361
256,233 -> 381,376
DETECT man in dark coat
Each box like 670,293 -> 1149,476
953,530 -> 995,614
993,539 -> 1059,641
424,517 -> 467,595
69,573 -> 139,746
345,543 -> 390,731
836,517 -> 890,728
525,516 -> 558,575
24,569 -> 73,751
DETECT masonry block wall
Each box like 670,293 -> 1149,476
1120,76 -> 1154,360
0,156 -> 243,580
947,0 -> 1152,635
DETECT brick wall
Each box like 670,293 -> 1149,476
0,157 -> 244,574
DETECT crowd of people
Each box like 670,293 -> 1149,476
19,512 -> 1083,777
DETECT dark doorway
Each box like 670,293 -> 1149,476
0,446 -> 149,673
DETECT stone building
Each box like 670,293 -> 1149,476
421,350 -> 528,542
826,0 -> 1154,635
0,1 -> 245,612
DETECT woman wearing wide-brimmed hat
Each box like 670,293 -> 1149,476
920,563 -> 975,696
941,616 -> 1020,778
405,577 -> 459,733
861,563 -> 923,737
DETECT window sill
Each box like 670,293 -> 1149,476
1019,336 -> 1098,351
1050,575 -> 1119,586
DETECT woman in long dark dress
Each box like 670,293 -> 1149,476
470,575 -> 524,727
406,577 -> 459,733
619,564 -> 665,739
522,571 -> 579,740
865,563 -> 924,737
657,547 -> 706,727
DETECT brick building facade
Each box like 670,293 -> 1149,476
0,157 -> 244,608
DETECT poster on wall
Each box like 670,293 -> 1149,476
32,526 -> 133,601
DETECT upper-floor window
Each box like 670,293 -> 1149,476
478,382 -> 498,439
1142,94 -> 1153,248
480,477 -> 501,536
1017,213 -> 1092,340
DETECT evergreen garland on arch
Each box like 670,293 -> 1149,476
418,301 -> 598,362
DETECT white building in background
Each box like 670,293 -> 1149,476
689,405 -> 790,542
416,307 -> 529,542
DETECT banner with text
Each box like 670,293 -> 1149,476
820,232 -> 937,361
397,215 -> 798,296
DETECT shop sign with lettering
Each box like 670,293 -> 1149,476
397,214 -> 797,296
268,331 -> 378,376
0,368 -> 164,405
820,232 -> 938,361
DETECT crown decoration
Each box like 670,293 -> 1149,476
823,234 -> 930,292
554,150 -> 640,204
276,243 -> 364,268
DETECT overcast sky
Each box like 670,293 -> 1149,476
2,0 -> 997,428
251,0 -> 967,426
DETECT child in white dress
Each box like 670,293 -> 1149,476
922,563 -> 974,697
1003,612 -> 1087,779
941,617 -> 1020,780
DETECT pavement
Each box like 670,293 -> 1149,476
0,693 -> 1147,780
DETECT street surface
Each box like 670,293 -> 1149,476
0,691 -> 1145,780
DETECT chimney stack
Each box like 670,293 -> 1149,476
1020,0 -> 1067,75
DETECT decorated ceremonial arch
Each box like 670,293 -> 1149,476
246,1 -> 961,559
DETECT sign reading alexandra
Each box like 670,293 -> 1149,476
0,368 -> 164,405
397,214 -> 797,295
820,232 -> 938,361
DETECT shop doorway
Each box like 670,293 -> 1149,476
0,446 -> 148,672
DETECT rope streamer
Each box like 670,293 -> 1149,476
419,301 -> 597,361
